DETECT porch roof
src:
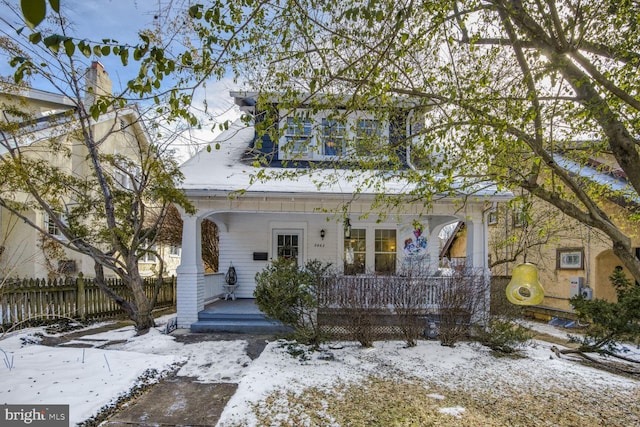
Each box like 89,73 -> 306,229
180,120 -> 512,202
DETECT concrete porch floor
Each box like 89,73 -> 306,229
201,297 -> 263,315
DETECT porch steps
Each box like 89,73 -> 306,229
191,301 -> 293,334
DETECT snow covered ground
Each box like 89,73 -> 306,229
0,315 -> 638,426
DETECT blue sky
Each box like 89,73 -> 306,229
0,0 -> 242,158
0,1 -> 161,90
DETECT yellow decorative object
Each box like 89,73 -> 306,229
506,263 -> 545,305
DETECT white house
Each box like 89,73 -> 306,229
176,92 -> 512,328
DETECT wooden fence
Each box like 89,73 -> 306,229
0,274 -> 176,328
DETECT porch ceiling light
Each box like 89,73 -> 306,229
344,217 -> 351,238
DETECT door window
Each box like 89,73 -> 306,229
274,231 -> 302,265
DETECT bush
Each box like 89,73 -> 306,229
253,258 -> 331,346
392,266 -> 432,347
437,269 -> 487,347
569,267 -> 640,353
478,317 -> 533,354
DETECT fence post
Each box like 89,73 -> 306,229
76,273 -> 86,320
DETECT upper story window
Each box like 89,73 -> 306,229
45,212 -> 63,237
355,119 -> 382,156
139,241 -> 157,263
284,116 -> 313,156
169,245 -> 181,257
112,154 -> 142,191
279,110 -> 390,161
321,118 -> 346,156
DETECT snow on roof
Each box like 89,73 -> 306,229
553,154 -> 639,204
0,103 -> 147,157
180,120 -> 512,201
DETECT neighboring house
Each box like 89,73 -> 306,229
175,92 -> 512,328
489,155 -> 640,316
0,62 -> 171,279
138,243 -> 182,278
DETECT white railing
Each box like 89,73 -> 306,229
204,272 -> 225,303
318,271 -> 486,311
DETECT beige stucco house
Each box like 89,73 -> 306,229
488,160 -> 639,316
0,62 -> 174,279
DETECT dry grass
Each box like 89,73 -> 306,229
248,375 -> 640,426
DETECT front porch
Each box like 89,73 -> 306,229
190,270 -> 489,335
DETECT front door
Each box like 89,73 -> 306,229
273,230 -> 303,265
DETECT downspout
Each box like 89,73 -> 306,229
481,202 -> 497,325
586,226 -> 591,287
482,202 -> 497,271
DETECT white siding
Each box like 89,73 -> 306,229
216,213 -> 341,298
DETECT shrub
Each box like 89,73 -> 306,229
478,317 -> 533,354
254,258 -> 331,346
325,270 -> 387,347
392,266 -> 432,347
437,269 -> 488,347
569,267 -> 640,354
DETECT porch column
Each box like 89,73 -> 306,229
176,213 -> 204,328
467,215 -> 491,324
427,228 -> 441,271
465,218 -> 486,269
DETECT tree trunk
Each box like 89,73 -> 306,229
129,276 -> 156,334
612,241 -> 640,286
93,262 -> 156,334
126,256 -> 156,334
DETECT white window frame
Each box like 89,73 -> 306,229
342,225 -> 399,275
44,211 -> 66,240
487,209 -> 498,225
320,117 -> 347,158
280,114 -> 314,159
278,110 -> 390,161
169,245 -> 181,257
112,150 -> 142,191
374,228 -> 397,274
344,228 -> 367,275
353,116 -> 384,157
272,229 -> 303,265
139,241 -> 158,263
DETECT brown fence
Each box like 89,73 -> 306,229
0,274 -> 176,328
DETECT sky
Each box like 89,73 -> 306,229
0,315 -> 638,425
0,0 -> 243,161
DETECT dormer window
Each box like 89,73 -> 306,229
321,118 -> 346,156
355,118 -> 382,156
284,116 -> 313,156
278,110 -> 390,161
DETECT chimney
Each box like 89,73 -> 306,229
85,61 -> 113,106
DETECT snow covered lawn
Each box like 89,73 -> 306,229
1,316 -> 638,426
